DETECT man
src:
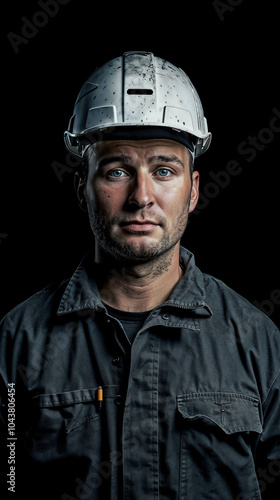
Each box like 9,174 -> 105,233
0,52 -> 279,500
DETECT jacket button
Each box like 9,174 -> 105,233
162,314 -> 170,320
112,357 -> 121,366
114,395 -> 123,406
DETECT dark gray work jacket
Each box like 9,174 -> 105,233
0,247 -> 279,500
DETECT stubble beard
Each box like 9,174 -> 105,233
86,199 -> 191,267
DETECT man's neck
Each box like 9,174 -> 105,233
96,244 -> 183,312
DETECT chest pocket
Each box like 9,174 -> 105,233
32,388 -> 99,433
29,386 -> 119,463
177,392 -> 262,499
177,391 -> 262,434
22,387 -> 120,497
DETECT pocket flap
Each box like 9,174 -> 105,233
32,388 -> 97,408
177,392 -> 262,434
32,385 -> 119,408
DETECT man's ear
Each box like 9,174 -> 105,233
189,170 -> 200,213
74,171 -> 88,212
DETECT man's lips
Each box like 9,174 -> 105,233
120,220 -> 159,233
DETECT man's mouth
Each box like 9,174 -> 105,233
120,220 -> 159,233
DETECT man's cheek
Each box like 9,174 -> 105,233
86,188 -> 103,212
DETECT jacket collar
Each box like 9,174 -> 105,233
56,246 -> 212,316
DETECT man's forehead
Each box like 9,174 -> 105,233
92,138 -> 189,160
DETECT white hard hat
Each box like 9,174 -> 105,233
64,51 -> 211,158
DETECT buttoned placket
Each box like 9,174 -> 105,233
104,314 -> 130,401
120,306 -> 206,500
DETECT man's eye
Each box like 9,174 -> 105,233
157,168 -> 172,177
107,169 -> 126,178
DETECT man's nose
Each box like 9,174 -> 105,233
127,172 -> 155,208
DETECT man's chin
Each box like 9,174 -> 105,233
109,245 -> 160,263
97,236 -> 176,264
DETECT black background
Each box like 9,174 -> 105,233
1,0 -> 279,327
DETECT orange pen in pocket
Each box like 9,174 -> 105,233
97,386 -> 103,412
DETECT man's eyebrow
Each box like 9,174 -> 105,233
98,155 -> 134,169
97,153 -> 185,169
148,155 -> 185,169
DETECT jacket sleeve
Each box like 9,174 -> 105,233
256,327 -> 280,499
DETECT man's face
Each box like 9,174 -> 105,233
79,139 -> 199,263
